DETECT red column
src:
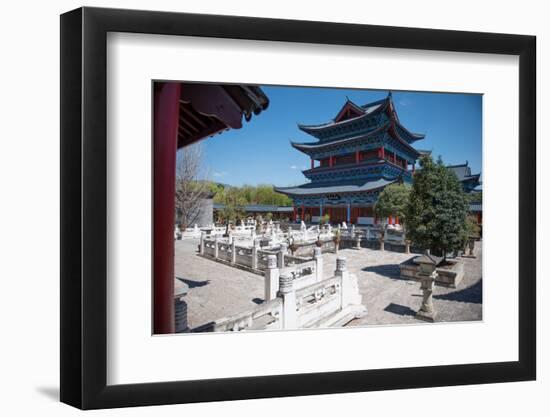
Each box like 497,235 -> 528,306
329,156 -> 333,167
293,206 -> 297,222
381,147 -> 385,160
388,214 -> 393,225
153,82 -> 181,334
301,205 -> 305,221
355,150 -> 360,163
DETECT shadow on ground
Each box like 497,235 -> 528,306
35,386 -> 59,401
384,302 -> 416,317
362,264 -> 403,280
434,279 -> 482,304
176,277 -> 210,288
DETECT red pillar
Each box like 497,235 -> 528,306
153,82 -> 181,334
293,206 -> 297,222
388,214 -> 393,225
380,147 -> 385,160
329,156 -> 333,167
301,205 -> 305,221
355,150 -> 360,163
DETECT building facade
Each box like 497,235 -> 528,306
447,162 -> 481,193
213,204 -> 293,221
276,93 -> 424,225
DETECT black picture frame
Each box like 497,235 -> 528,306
60,6 -> 536,410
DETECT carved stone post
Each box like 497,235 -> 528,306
277,243 -> 288,268
252,240 -> 259,270
405,239 -> 411,254
355,234 -> 362,250
379,238 -> 385,251
334,257 -> 361,308
231,239 -> 237,264
335,257 -> 347,276
314,247 -> 323,282
214,235 -> 219,258
415,253 -> 438,322
199,232 -> 205,254
416,271 -> 437,322
279,273 -> 297,329
265,254 -> 279,301
366,227 -> 370,240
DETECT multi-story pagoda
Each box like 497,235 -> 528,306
276,92 -> 424,225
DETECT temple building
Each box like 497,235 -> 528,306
447,161 -> 481,192
276,92 -> 424,225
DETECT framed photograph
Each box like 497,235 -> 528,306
60,6 -> 536,409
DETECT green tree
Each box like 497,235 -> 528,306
374,183 -> 411,224
215,187 -> 246,224
405,155 -> 469,259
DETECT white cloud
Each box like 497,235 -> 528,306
290,165 -> 298,170
213,171 -> 228,177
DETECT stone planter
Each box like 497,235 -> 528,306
400,257 -> 464,288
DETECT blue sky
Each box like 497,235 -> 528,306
197,86 -> 482,187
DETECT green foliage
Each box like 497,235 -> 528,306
216,205 -> 245,223
212,184 -> 292,207
374,183 -> 411,222
467,191 -> 482,203
320,213 -> 330,224
405,155 -> 469,258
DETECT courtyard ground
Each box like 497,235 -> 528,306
175,238 -> 482,329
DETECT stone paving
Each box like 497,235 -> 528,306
175,238 -> 482,329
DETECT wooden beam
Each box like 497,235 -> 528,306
179,102 -> 207,128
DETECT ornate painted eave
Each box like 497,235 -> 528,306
392,120 -> 425,142
297,96 -> 390,137
275,178 -> 398,197
177,83 -> 269,148
291,120 -> 422,158
291,122 -> 388,153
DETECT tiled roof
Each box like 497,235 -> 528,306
275,178 -> 397,196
